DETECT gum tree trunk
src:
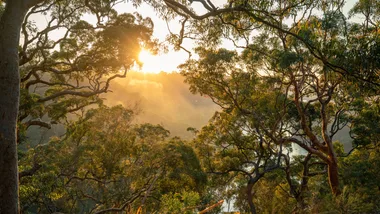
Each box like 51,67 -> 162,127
0,1 -> 29,213
246,180 -> 257,214
328,155 -> 341,196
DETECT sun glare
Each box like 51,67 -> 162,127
139,50 -> 153,64
137,49 -> 188,74
138,50 -> 161,74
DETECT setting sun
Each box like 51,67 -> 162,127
138,49 -> 154,64
137,49 -> 187,73
138,49 -> 162,73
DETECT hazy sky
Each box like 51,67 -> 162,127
103,72 -> 219,139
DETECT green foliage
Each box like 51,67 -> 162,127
159,191 -> 200,214
156,139 -> 207,193
16,0 -> 380,213
349,98 -> 380,146
338,146 -> 380,213
276,51 -> 303,69
19,105 -> 207,213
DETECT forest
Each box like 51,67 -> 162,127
0,0 -> 379,213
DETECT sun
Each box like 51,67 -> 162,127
136,49 -> 188,73
137,49 -> 162,73
138,49 -> 153,64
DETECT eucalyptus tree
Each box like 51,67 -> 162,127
180,24 -> 355,201
0,0 -> 157,211
18,10 -> 157,132
0,0 -> 41,211
182,48 -> 292,213
194,111 -> 285,214
168,0 -> 380,198
19,105 -> 207,213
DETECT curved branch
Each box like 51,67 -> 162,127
164,0 -> 380,87
24,119 -> 52,129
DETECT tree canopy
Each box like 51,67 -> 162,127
0,0 -> 379,213
19,105 -> 209,213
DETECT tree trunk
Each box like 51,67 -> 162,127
294,195 -> 307,214
0,1 -> 28,213
327,157 -> 341,196
294,153 -> 312,213
246,182 -> 257,214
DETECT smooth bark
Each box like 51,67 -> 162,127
0,1 -> 29,213
328,156 -> 341,196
